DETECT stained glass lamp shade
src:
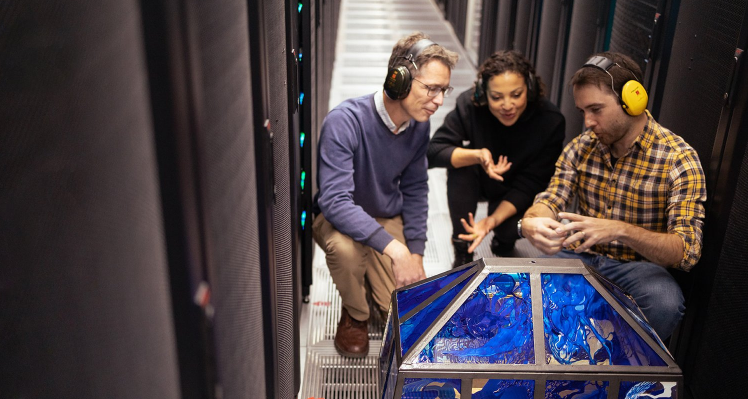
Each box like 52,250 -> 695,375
379,258 -> 682,399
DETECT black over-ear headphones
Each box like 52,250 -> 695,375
383,39 -> 437,100
582,55 -> 648,116
473,70 -> 538,107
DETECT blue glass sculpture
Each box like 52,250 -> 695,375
545,380 -> 608,398
379,258 -> 682,399
473,379 -> 534,399
542,273 -> 666,366
417,273 -> 534,364
618,381 -> 676,399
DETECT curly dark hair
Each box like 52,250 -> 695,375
474,50 -> 546,106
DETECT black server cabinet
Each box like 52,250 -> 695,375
139,0 -> 221,396
247,0 -> 302,398
478,0 -> 518,61
608,0 -> 659,73
0,1 -> 185,397
535,0 -> 573,107
302,0 -> 342,299
445,0 -> 469,45
143,0 -> 281,397
192,1 -> 270,398
558,0 -> 613,142
143,0 -> 275,397
300,0 -> 318,299
658,2 -> 748,398
478,0 -> 500,63
514,0 -> 543,61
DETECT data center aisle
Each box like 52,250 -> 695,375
299,0 -> 539,397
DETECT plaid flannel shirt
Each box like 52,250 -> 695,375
534,111 -> 706,271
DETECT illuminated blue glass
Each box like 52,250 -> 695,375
618,381 -> 675,399
592,273 -> 667,352
402,378 -> 460,398
542,274 -> 666,366
545,380 -> 608,398
382,350 -> 398,399
473,379 -> 534,399
299,92 -> 304,105
399,276 -> 473,356
397,266 -> 474,318
417,273 -> 534,364
300,132 -> 305,148
297,2 -> 302,13
379,316 -> 393,389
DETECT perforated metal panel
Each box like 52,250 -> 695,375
514,0 -> 533,56
535,0 -> 571,106
263,0 -> 299,398
0,1 -> 180,397
689,142 -> 748,398
560,0 -> 612,141
609,0 -> 658,72
193,1 -> 268,397
478,0 -> 499,62
493,0 -> 516,52
657,0 -> 747,168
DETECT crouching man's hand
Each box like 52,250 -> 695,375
384,240 -> 426,288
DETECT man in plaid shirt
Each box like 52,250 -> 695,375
519,52 -> 707,339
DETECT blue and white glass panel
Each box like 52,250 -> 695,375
417,273 -> 534,364
382,350 -> 398,399
593,274 -> 667,352
397,266 -> 475,317
380,317 -> 394,389
618,381 -> 676,399
401,378 -> 460,398
399,276 -> 473,356
545,380 -> 608,398
472,379 -> 534,399
542,274 -> 666,366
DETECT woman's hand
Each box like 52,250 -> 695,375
477,149 -> 512,181
457,212 -> 496,253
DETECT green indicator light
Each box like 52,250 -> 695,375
301,170 -> 306,190
301,211 -> 307,229
300,132 -> 306,148
298,3 -> 302,13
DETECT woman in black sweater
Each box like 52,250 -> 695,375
428,51 -> 565,267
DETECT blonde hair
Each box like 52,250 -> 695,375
387,32 -> 459,76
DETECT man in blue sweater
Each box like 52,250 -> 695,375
313,32 -> 459,358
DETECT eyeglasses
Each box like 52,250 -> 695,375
413,78 -> 454,98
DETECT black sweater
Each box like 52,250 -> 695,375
428,89 -> 566,212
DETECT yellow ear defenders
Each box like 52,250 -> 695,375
583,55 -> 648,116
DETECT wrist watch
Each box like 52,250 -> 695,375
517,218 -> 524,238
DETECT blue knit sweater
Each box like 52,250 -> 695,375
314,93 -> 429,255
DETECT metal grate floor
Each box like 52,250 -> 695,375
301,265 -> 384,399
300,0 -> 543,397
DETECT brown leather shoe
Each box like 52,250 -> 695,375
334,307 -> 369,358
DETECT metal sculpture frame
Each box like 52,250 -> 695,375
380,258 -> 683,399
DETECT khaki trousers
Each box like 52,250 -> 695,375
312,213 -> 404,321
